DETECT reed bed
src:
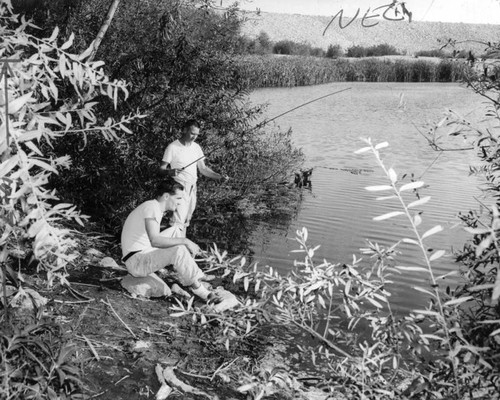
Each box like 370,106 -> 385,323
236,55 -> 470,88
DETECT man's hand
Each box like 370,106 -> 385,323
159,162 -> 180,177
184,239 -> 200,256
169,168 -> 180,177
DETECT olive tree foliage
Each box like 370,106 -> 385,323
22,0 -> 304,235
0,0 -> 139,286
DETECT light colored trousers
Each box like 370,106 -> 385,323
124,227 -> 203,287
170,181 -> 197,237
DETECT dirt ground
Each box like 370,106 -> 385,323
22,265 -> 266,400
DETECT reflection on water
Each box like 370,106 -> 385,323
248,82 -> 488,312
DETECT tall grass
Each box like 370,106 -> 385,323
236,55 -> 469,88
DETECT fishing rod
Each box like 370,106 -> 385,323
178,87 -> 353,171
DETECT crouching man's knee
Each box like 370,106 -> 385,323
170,246 -> 203,287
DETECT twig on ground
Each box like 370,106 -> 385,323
88,391 -> 107,399
69,282 -> 101,288
74,335 -> 125,352
291,320 -> 352,359
161,366 -> 216,399
211,357 -> 239,380
140,327 -> 177,336
202,265 -> 226,274
101,296 -> 138,339
114,375 -> 130,386
82,334 -> 101,361
54,299 -> 95,304
64,284 -> 93,301
177,370 -> 213,380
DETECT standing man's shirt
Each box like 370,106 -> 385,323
121,200 -> 163,257
162,140 -> 204,186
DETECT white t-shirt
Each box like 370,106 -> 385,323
121,200 -> 163,257
162,140 -> 204,186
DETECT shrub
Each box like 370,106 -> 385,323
415,48 -> 450,58
0,0 -> 137,286
347,43 -> 401,58
309,46 -> 325,57
21,0 -> 303,237
346,45 -> 367,58
272,39 -> 324,57
1,322 -> 83,400
326,44 -> 343,58
273,39 -> 294,55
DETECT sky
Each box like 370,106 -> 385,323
221,0 -> 500,24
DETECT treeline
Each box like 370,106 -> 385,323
237,31 -> 403,58
237,30 -> 484,60
236,55 -> 469,88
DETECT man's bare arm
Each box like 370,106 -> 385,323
197,159 -> 226,180
145,218 -> 200,255
159,161 -> 178,177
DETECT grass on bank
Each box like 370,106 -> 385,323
236,54 -> 471,88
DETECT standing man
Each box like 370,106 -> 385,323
160,119 -> 227,236
121,178 -> 217,301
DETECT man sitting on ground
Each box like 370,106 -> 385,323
120,178 -> 216,301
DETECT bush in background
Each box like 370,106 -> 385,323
17,0 -> 303,238
326,44 -> 344,58
346,43 -> 401,57
415,48 -> 451,58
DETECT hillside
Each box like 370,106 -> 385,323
240,11 -> 500,55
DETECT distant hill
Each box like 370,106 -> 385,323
240,11 -> 500,55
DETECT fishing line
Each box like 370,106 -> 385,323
179,87 -> 353,171
420,0 -> 437,23
314,165 -> 374,174
418,150 -> 443,179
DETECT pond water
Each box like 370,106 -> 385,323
247,82 -> 490,313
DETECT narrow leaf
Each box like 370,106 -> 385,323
429,250 -> 445,261
396,266 -> 428,272
400,181 -> 425,192
376,195 -> 398,201
24,141 -> 43,156
413,309 -> 440,317
420,334 -> 445,342
354,146 -> 371,154
468,284 -> 494,292
8,92 -> 34,114
476,235 -> 493,257
402,238 -> 419,245
61,32 -> 74,50
422,225 -> 443,239
413,286 -> 436,297
464,227 -> 490,235
444,296 -> 474,307
388,168 -> 397,183
374,141 -> 389,150
373,211 -> 404,221
365,185 -> 393,192
413,214 -> 422,227
49,26 -> 59,42
169,312 -> 188,318
408,196 -> 431,209
435,270 -> 459,280
367,297 -> 384,308
0,155 -> 19,178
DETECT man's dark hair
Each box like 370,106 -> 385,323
154,178 -> 184,198
182,119 -> 200,130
